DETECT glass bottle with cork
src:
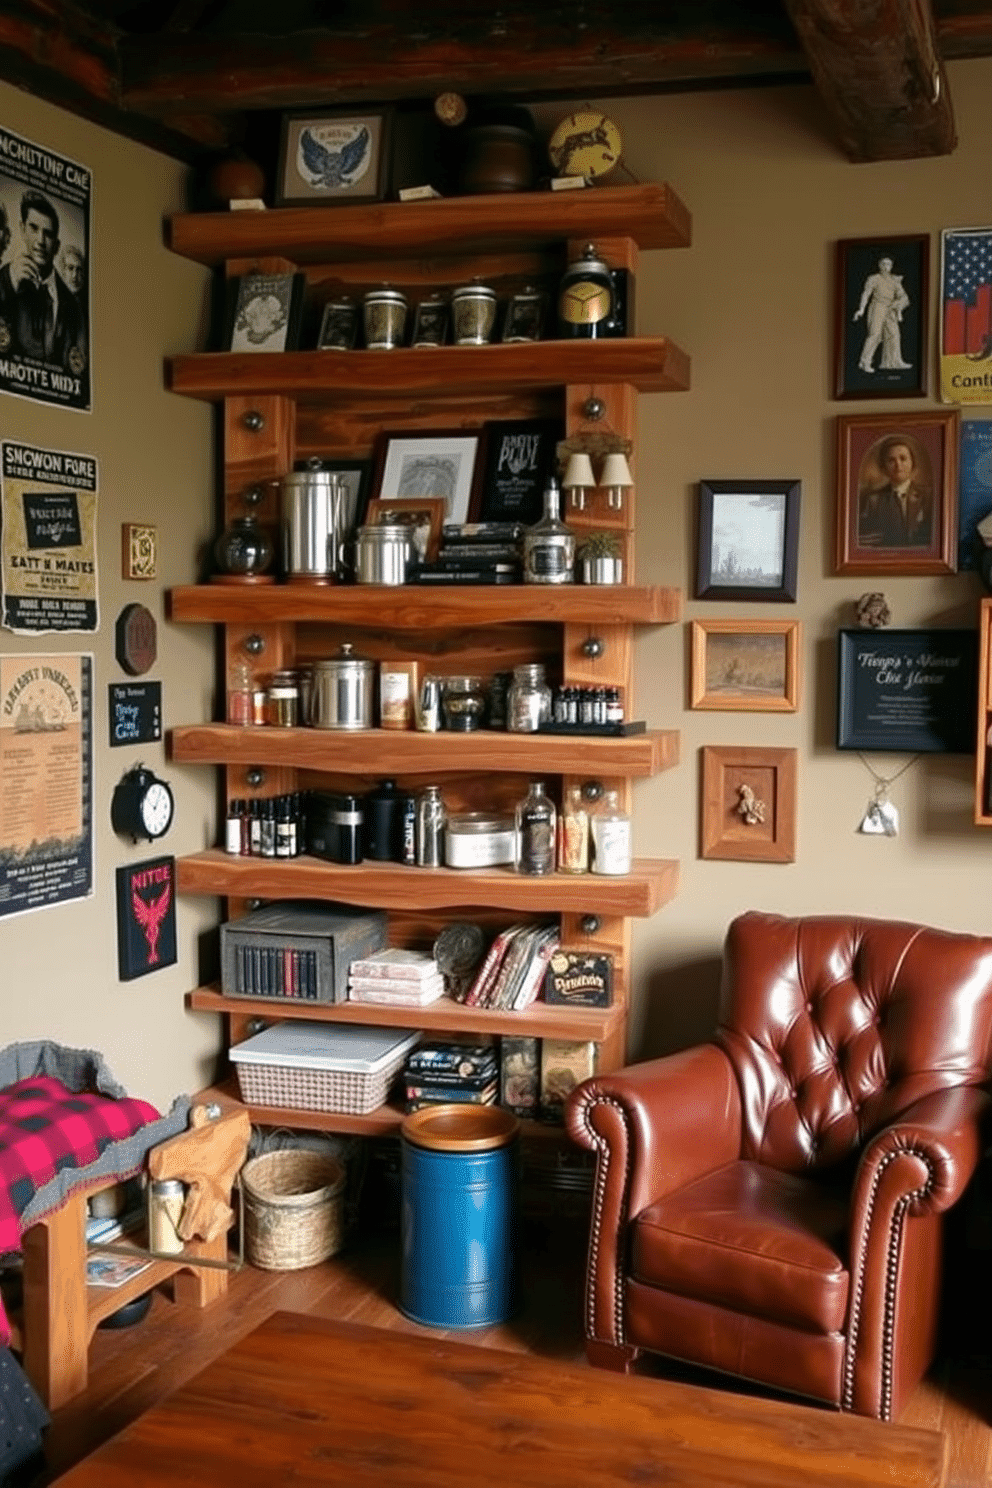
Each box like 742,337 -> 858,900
523,475 -> 575,585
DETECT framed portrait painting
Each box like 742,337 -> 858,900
834,409 -> 959,575
833,235 -> 929,400
371,430 -> 483,527
695,479 -> 801,602
276,108 -> 393,207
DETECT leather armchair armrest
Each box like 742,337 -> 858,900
845,1083 -> 991,1418
564,1044 -> 741,1349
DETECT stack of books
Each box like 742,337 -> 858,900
412,522 -> 523,585
403,1040 -> 499,1111
456,922 -> 561,1010
348,948 -> 448,1007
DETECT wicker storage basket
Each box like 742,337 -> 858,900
241,1149 -> 346,1271
230,1021 -> 420,1115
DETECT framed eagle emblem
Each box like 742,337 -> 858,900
276,109 -> 393,206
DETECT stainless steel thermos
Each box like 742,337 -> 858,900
281,467 -> 346,582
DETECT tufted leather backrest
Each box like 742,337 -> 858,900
714,911 -> 992,1172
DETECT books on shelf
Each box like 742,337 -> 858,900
85,1206 -> 144,1245
348,975 -> 448,1007
540,1038 -> 597,1124
458,923 -> 560,1010
349,948 -> 439,982
86,1252 -> 153,1289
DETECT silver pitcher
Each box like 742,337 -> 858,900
281,467 -> 346,582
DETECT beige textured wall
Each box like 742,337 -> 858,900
1,61 -> 991,1107
0,80 -> 218,1111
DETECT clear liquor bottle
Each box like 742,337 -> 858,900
522,476 -> 575,585
515,780 -> 557,875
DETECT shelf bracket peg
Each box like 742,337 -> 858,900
580,915 -> 601,936
242,410 -> 265,432
581,781 -> 603,804
583,396 -> 606,421
245,767 -> 266,788
243,633 -> 265,656
582,636 -> 605,659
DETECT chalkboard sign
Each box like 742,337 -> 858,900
108,682 -> 161,747
837,629 -> 977,753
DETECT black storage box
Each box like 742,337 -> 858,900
220,901 -> 388,1004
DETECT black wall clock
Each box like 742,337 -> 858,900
111,765 -> 175,843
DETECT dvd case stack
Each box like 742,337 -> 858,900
412,522 -> 523,585
403,1039 -> 499,1111
348,948 -> 448,1007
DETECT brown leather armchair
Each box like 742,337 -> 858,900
565,911 -> 992,1420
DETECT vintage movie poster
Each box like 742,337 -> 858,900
1,441 -> 98,633
0,126 -> 90,411
0,652 -> 93,919
939,227 -> 992,404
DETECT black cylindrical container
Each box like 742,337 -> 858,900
400,793 -> 417,866
306,791 -> 363,865
364,778 -> 404,861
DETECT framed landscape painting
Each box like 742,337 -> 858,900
695,479 -> 801,602
690,619 -> 800,712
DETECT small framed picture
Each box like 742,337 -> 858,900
700,745 -> 797,863
317,298 -> 359,350
115,856 -> 177,980
411,296 -> 449,348
695,479 -> 801,602
833,235 -> 929,399
227,271 -> 305,352
276,108 -> 393,207
834,409 -> 959,575
501,288 -> 548,344
364,496 -> 445,564
371,429 -> 483,526
477,418 -> 562,524
690,619 -> 800,712
836,628 -> 978,753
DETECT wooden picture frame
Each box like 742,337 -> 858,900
700,745 -> 797,863
690,619 -> 800,712
833,235 -> 929,400
371,429 -> 483,527
836,627 -> 978,753
364,496 -> 445,564
834,409 -> 959,575
121,523 -> 156,580
276,107 -> 393,207
695,479 -> 801,602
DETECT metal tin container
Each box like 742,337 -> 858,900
363,287 -> 408,349
451,283 -> 498,345
309,643 -> 375,729
354,523 -> 413,585
281,468 -> 345,582
445,812 -> 516,868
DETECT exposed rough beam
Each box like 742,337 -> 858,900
118,10 -> 809,117
781,0 -> 956,160
0,0 -> 234,158
935,0 -> 992,57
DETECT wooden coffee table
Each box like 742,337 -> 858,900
52,1312 -> 946,1487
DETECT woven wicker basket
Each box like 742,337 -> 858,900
241,1150 -> 346,1271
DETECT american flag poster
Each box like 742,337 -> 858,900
940,228 -> 992,402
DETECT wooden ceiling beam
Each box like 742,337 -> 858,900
781,0 -> 956,160
116,11 -> 809,118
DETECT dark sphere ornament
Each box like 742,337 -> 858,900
213,515 -> 273,578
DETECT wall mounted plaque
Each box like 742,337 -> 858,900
115,603 -> 156,676
108,682 -> 161,747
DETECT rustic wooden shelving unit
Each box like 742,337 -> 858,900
165,183 -> 690,1137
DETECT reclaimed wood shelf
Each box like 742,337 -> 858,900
168,582 -> 681,628
167,337 -> 689,403
169,722 -> 680,777
166,183 -> 692,266
188,984 -> 623,1043
176,848 -> 679,917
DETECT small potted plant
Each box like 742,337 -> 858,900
577,529 -> 623,585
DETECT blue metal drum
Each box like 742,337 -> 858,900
400,1104 -> 519,1328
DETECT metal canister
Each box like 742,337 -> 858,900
363,287 -> 408,349
309,643 -> 375,729
148,1178 -> 185,1255
451,282 -> 497,345
354,524 -> 413,585
281,467 -> 346,582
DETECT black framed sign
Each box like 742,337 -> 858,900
115,856 -> 176,980
477,418 -> 563,524
836,628 -> 978,753
108,682 -> 161,747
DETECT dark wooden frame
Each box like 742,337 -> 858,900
695,479 -> 801,602
276,107 -> 393,208
833,235 -> 929,400
836,627 -> 978,753
700,745 -> 797,863
834,409 -> 959,575
364,496 -> 446,563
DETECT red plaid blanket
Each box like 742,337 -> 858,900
0,1076 -> 160,1343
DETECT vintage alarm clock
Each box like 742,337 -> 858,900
111,764 -> 175,843
557,243 -> 616,339
548,110 -> 622,181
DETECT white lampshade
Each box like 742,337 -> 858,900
563,451 -> 596,509
599,452 -> 633,488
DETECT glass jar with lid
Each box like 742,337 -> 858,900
266,669 -> 300,728
507,663 -> 552,733
441,676 -> 487,732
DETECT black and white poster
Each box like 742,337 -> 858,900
1,441 -> 98,633
0,127 -> 90,411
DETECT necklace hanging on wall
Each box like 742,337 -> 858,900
856,753 -> 919,836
